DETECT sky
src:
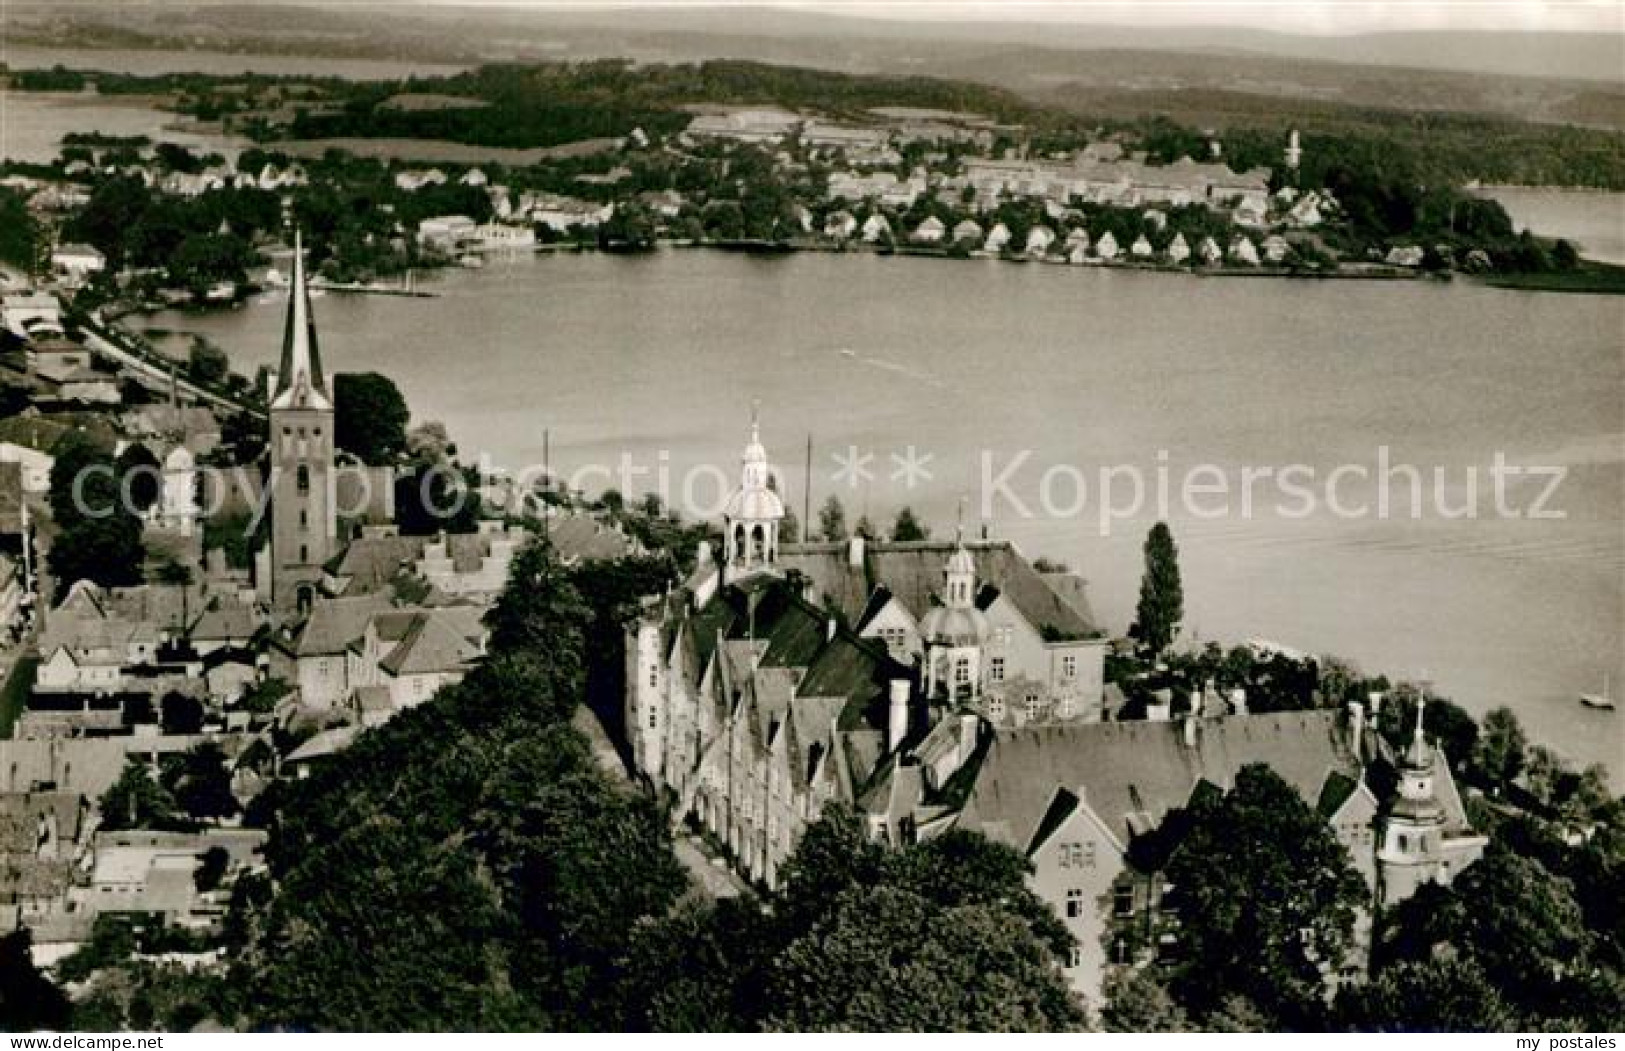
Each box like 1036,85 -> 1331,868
412,0 -> 1625,35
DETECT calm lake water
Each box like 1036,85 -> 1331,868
1486,187 -> 1625,265
0,90 -> 252,165
152,250 -> 1625,778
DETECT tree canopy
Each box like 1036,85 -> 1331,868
1159,764 -> 1367,1028
333,371 -> 411,465
620,806 -> 1086,1032
1132,522 -> 1183,654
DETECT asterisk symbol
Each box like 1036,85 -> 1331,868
890,446 -> 935,489
831,445 -> 874,489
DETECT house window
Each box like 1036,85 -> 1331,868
1059,842 -> 1095,869
1025,694 -> 1041,721
1061,654 -> 1077,680
1065,888 -> 1084,918
1058,697 -> 1076,719
1398,833 -> 1409,852
954,656 -> 971,685
648,667 -> 658,688
1112,935 -> 1132,965
988,696 -> 1006,721
648,706 -> 657,729
1068,945 -> 1084,969
296,465 -> 310,493
1113,885 -> 1135,917
989,657 -> 1005,682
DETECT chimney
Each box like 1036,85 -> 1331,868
826,616 -> 837,642
1228,687 -> 1247,715
1182,712 -> 1198,749
847,534 -> 865,567
1367,690 -> 1384,719
888,679 -> 911,752
695,539 -> 713,566
1348,699 -> 1366,751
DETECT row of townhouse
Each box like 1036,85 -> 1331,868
627,416 -> 1107,887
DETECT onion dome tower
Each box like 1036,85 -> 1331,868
919,504 -> 990,703
722,403 -> 784,579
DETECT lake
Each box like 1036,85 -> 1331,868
150,249 -> 1625,779
1485,187 -> 1625,265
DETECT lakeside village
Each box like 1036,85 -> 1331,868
0,78 -> 1599,312
0,229 -> 1619,1030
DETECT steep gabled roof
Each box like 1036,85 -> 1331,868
294,594 -> 394,657
328,535 -> 426,594
959,710 -> 1360,852
380,610 -> 482,677
780,540 -> 1099,641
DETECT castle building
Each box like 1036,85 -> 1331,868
267,232 -> 336,604
626,411 -> 1486,1007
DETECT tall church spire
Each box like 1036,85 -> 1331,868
271,229 -> 330,411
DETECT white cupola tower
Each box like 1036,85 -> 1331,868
721,403 -> 784,578
919,503 -> 990,704
1377,699 -> 1450,905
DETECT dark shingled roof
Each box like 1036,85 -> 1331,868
960,710 -> 1360,852
685,574 -> 909,738
780,539 -> 1099,641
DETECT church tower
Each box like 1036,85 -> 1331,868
721,404 -> 784,580
1377,701 -> 1449,906
268,230 -> 336,603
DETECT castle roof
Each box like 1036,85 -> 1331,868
959,710 -> 1361,852
781,539 -> 1099,642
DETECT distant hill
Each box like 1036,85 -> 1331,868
6,2 -> 1621,132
